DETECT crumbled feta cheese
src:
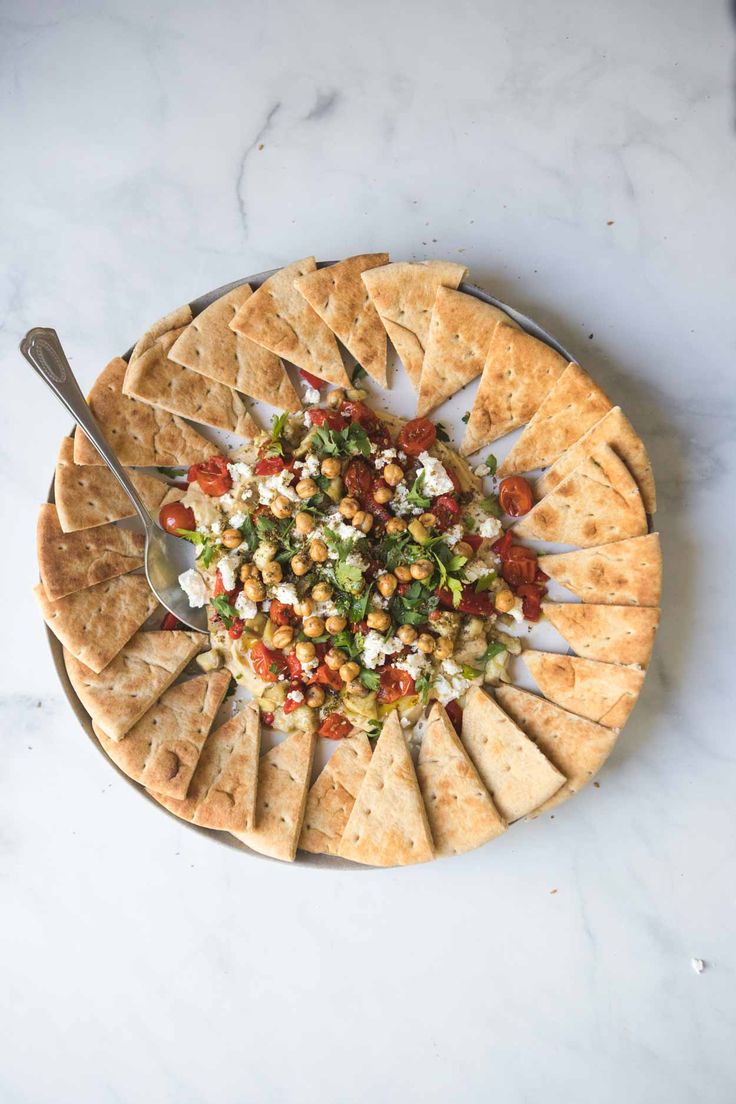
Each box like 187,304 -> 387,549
178,569 -> 208,608
234,593 -> 258,620
218,552 -> 241,593
220,493 -> 235,510
361,631 -> 403,670
444,524 -> 465,548
691,958 -> 705,974
210,520 -> 222,535
464,559 -> 494,583
272,583 -> 299,606
229,512 -> 246,529
432,658 -> 474,705
478,516 -> 503,540
370,591 -> 389,610
375,448 -> 397,470
391,482 -> 422,517
303,386 -> 321,404
417,451 -> 454,495
346,552 -> 369,571
258,468 -> 299,505
287,689 -> 305,704
474,463 -> 488,477
394,649 -> 431,681
332,520 -> 357,543
313,599 -> 340,618
228,461 -> 253,481
300,655 -> 319,677
302,452 -> 320,477
506,597 -> 525,623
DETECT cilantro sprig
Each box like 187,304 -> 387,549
210,593 -> 239,629
175,528 -> 220,568
312,422 -> 370,459
406,472 -> 431,511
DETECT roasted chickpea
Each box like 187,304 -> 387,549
455,541 -> 474,560
434,636 -> 454,660
345,680 -> 369,698
305,685 -> 326,708
366,610 -> 391,631
271,625 -> 294,649
271,495 -> 293,519
416,633 -> 436,654
339,496 -> 360,519
410,558 -> 434,581
221,528 -> 242,549
243,578 -> 266,602
419,513 -> 437,529
253,541 -> 277,569
372,482 -> 393,504
386,517 -> 407,534
290,553 -> 311,577
294,511 -> 315,535
308,538 -> 328,563
325,615 -> 347,634
494,588 -> 515,613
326,388 -> 346,409
408,519 -> 429,544
303,615 -> 326,638
339,661 -> 360,684
325,647 -> 347,671
376,572 -> 398,597
239,563 -> 261,582
296,477 -> 318,499
294,597 -> 315,618
311,581 -> 334,602
397,624 -> 418,645
395,564 -> 413,582
295,641 -> 316,662
383,463 -> 404,487
352,510 -> 374,533
261,561 -> 283,586
320,457 -> 342,478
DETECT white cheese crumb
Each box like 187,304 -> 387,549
217,552 -> 241,593
303,386 -> 321,404
691,958 -> 705,974
444,524 -> 465,548
474,463 -> 488,477
229,512 -> 246,529
432,658 -> 474,705
394,649 -> 431,681
361,632 -> 403,670
228,461 -> 253,481
375,448 -> 397,470
478,516 -> 503,540
234,593 -> 258,620
286,689 -> 305,704
272,583 -> 299,606
417,451 -> 454,495
300,655 -> 319,677
178,569 -> 208,608
258,469 -> 299,505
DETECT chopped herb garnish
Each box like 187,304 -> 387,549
435,423 -> 450,443
210,594 -> 238,629
461,412 -> 470,424
268,661 -> 280,675
238,514 -> 259,555
415,672 -> 432,703
406,472 -> 431,511
312,422 -> 371,459
481,641 -> 507,663
264,412 -> 289,456
157,466 -> 185,479
351,363 -> 368,384
480,495 -> 501,518
359,669 -> 380,691
485,454 -> 497,476
176,528 -> 220,568
474,572 -> 496,593
367,719 -> 382,740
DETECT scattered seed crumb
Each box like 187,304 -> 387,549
593,781 -> 600,788
691,958 -> 705,974
258,143 -> 264,151
550,889 -> 558,895
588,333 -> 594,340
607,219 -> 614,225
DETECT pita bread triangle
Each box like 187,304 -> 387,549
55,437 -> 167,532
461,324 -> 569,454
72,357 -> 215,467
37,503 -> 145,600
168,284 -> 302,412
417,703 -> 506,857
536,406 -> 656,514
299,730 -> 373,856
513,444 -> 647,547
361,260 -> 468,389
543,603 -> 660,667
338,710 -> 434,867
94,669 -> 231,799
294,253 -> 390,386
230,258 -> 350,386
416,287 -> 516,416
234,727 -> 316,861
34,575 -> 158,674
495,685 -> 619,815
540,534 -> 662,607
497,362 -> 613,475
128,303 -> 193,368
64,630 -> 202,740
460,686 -> 565,821
150,701 -> 261,832
522,649 -> 644,729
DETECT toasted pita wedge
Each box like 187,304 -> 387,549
541,534 -> 661,606
417,288 -> 515,416
543,603 -> 659,667
150,702 -> 261,832
35,575 -> 157,673
361,260 -> 467,388
294,253 -> 390,386
523,650 -> 644,729
64,630 -> 201,740
73,357 -> 214,466
234,728 -> 316,861
299,731 -> 373,855
55,437 -> 167,532
128,304 -> 193,367
498,363 -> 612,475
514,445 -> 647,547
536,406 -> 656,513
461,325 -> 569,453
495,685 -> 618,814
168,284 -> 301,412
230,258 -> 349,386
95,670 -> 230,798
461,687 -> 565,821
417,703 -> 505,857
37,503 -> 144,600
338,711 -> 434,867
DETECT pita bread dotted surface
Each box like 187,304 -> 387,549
128,304 -> 193,368
540,533 -> 662,606
230,258 -> 349,386
34,575 -> 158,674
522,650 -> 644,729
168,284 -> 302,412
37,503 -> 144,600
95,670 -> 231,799
361,260 -> 467,388
498,363 -> 613,476
461,324 -> 568,454
299,731 -> 373,856
543,603 -> 660,667
536,406 -> 656,514
417,703 -> 506,857
338,711 -> 434,867
513,445 -> 647,547
294,253 -> 390,386
72,357 -> 214,467
64,630 -> 202,740
55,437 -> 167,532
151,702 -> 261,833
495,685 -> 619,815
234,727 -> 316,862
461,686 -> 565,822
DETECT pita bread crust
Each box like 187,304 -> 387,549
34,575 -> 158,674
151,702 -> 261,832
94,670 -> 231,798
338,711 -> 434,867
294,253 -> 389,386
64,630 -> 201,740
417,703 -> 506,856
460,687 -> 565,821
168,284 -> 301,412
498,363 -> 613,476
299,731 -> 373,855
235,728 -> 316,861
523,650 -> 644,729
37,503 -> 144,600
541,533 -> 662,607
361,260 -> 468,389
513,445 -> 647,547
461,325 -> 568,453
495,685 -> 619,815
55,437 -> 167,532
72,357 -> 214,467
543,603 -> 660,667
230,258 -> 349,386
129,304 -> 193,368
417,288 -> 514,416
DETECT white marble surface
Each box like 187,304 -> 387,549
2,1 -> 736,1100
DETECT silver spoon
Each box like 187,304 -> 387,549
21,327 -> 207,632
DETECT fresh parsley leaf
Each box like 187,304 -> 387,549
415,672 -> 432,703
484,454 -> 497,476
255,515 -> 276,537
238,514 -> 259,555
210,594 -> 238,629
447,577 -> 464,607
481,641 -> 507,663
157,466 -> 185,479
463,515 -> 476,532
481,495 -> 501,518
461,412 -> 470,424
312,422 -> 371,459
351,363 -> 368,384
446,554 -> 468,573
335,561 -> 362,593
367,719 -> 382,740
268,661 -> 280,675
461,664 -> 483,680
406,472 -> 431,510
435,423 -> 450,443
474,572 -> 496,593
359,669 -> 380,691
175,527 -> 205,545
201,541 -> 219,568
176,528 -> 220,567
264,412 -> 288,456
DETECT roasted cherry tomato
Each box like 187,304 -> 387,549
228,618 -> 245,640
261,711 -> 275,727
398,417 -> 437,456
160,611 -> 185,630
377,666 -> 415,704
318,713 -> 353,740
432,493 -> 461,531
363,487 -> 392,525
491,530 -> 514,559
187,455 -> 233,497
285,652 -> 303,680
250,641 -> 287,683
254,455 -> 287,476
444,699 -> 463,734
300,368 -> 324,389
283,692 -> 304,714
158,501 -> 196,535
437,584 -> 495,616
516,583 -> 545,622
310,663 -> 343,691
339,401 -> 390,445
498,475 -> 534,517
500,545 -> 538,588
536,565 -> 550,583
462,532 -> 483,552
344,458 -> 373,499
309,409 -> 347,430
269,600 -> 295,626
213,570 -> 239,599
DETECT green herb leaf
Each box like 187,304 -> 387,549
210,594 -> 238,629
406,472 -> 431,510
481,641 -> 507,663
367,719 -> 382,740
480,495 -> 501,518
484,454 -> 497,476
264,412 -> 289,456
351,363 -> 368,384
435,423 -> 450,443
474,572 -> 496,593
238,514 -> 259,555
157,466 -> 185,479
359,669 -> 380,691
415,672 -> 432,703
312,422 -> 371,459
461,664 -> 483,680
447,576 -> 464,607
461,412 -> 470,424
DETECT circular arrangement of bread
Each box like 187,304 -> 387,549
35,255 -> 661,867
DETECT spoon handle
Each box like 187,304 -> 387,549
20,328 -> 153,531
